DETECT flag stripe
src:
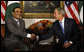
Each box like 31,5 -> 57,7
80,6 -> 83,23
1,12 -> 5,21
1,1 -> 7,24
75,1 -> 78,5
1,1 -> 6,10
65,12 -> 68,18
73,2 -> 79,13
1,18 -> 5,24
3,1 -> 6,4
65,4 -> 73,18
79,1 -> 83,23
68,5 -> 79,24
1,5 -> 6,16
70,4 -> 80,21
65,1 -> 80,24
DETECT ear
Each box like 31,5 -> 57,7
12,12 -> 14,16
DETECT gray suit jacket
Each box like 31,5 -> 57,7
4,17 -> 27,46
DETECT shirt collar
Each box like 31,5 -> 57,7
59,17 -> 65,23
14,17 -> 19,22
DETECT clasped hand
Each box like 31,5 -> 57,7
63,42 -> 72,48
25,34 -> 37,43
30,34 -> 37,40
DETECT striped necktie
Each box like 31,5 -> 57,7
59,22 -> 64,35
17,19 -> 20,26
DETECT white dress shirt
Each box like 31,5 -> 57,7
59,17 -> 65,30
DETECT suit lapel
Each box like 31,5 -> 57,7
11,17 -> 19,27
56,21 -> 64,37
64,17 -> 68,36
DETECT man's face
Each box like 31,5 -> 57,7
54,9 -> 61,20
12,8 -> 22,19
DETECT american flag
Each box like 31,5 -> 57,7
64,1 -> 80,24
1,1 -> 7,24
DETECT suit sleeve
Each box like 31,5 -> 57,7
39,23 -> 55,41
5,19 -> 27,38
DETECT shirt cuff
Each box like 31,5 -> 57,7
36,35 -> 39,40
27,33 -> 31,38
69,41 -> 73,44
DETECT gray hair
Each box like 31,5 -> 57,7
54,8 -> 65,16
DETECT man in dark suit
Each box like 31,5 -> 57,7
4,7 -> 36,51
39,8 -> 81,51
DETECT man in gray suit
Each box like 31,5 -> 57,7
4,7 -> 36,51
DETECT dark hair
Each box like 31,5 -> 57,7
12,7 -> 21,12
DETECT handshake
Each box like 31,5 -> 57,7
27,33 -> 39,40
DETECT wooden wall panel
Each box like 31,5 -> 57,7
1,24 -> 5,38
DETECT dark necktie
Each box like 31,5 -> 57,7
17,19 -> 19,26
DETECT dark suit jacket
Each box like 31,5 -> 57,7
4,17 -> 27,47
39,17 -> 81,49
